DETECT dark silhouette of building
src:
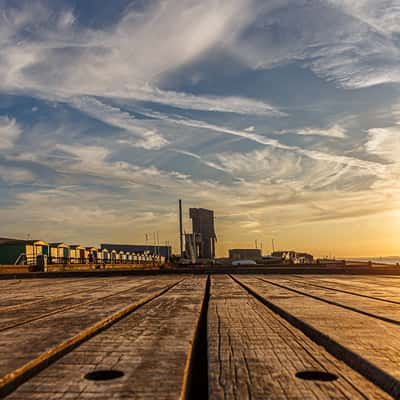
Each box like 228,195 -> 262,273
188,208 -> 216,259
229,249 -> 262,262
271,250 -> 314,264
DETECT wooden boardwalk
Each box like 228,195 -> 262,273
0,273 -> 399,399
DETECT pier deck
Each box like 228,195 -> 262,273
0,272 -> 399,399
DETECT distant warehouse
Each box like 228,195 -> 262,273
229,249 -> 262,262
271,251 -> 314,264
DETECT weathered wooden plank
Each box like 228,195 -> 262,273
0,278 -> 124,308
0,277 -> 180,381
0,277 -> 159,330
235,275 -> 400,398
263,277 -> 400,325
292,276 -> 400,303
304,275 -> 400,289
5,277 -> 207,400
208,275 -> 390,400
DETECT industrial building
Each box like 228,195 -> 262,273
184,208 -> 217,260
271,251 -> 314,264
229,249 -> 262,262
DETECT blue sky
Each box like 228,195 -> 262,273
0,0 -> 399,256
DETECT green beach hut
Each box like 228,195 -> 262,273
0,238 -> 49,265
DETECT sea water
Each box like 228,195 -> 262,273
346,257 -> 400,265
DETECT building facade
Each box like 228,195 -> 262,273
229,249 -> 262,262
188,208 -> 217,259
0,238 -> 48,265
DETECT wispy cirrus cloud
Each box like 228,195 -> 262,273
0,166 -> 35,183
275,124 -> 347,138
234,1 -> 400,89
69,97 -> 169,150
326,0 -> 400,37
216,145 -> 371,192
0,0 -> 399,255
295,124 -> 347,138
0,0 -> 286,117
366,126 -> 400,163
1,1 -> 398,96
134,88 -> 284,116
170,148 -> 230,173
0,116 -> 22,150
138,109 -> 387,176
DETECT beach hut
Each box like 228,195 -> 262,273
49,243 -> 69,264
0,238 -> 49,265
99,248 -> 109,264
118,250 -> 125,264
70,245 -> 85,263
110,249 -> 117,264
85,247 -> 98,263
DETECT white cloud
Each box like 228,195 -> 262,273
234,1 -> 400,89
0,0 -> 398,103
393,104 -> 400,120
117,135 -> 168,151
0,166 -> 35,183
171,149 -> 229,173
216,145 -> 369,191
0,0 -> 399,248
131,88 -> 284,116
217,147 -> 303,180
140,109 -> 387,176
69,97 -> 169,150
0,116 -> 22,149
58,9 -> 75,29
53,143 -> 195,189
296,124 -> 347,138
0,0 -> 286,117
326,1 -> 400,37
366,126 -> 400,163
276,124 -> 348,138
1,129 -> 398,247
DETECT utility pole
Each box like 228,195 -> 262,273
153,232 -> 156,263
272,238 -> 275,253
156,232 -> 160,262
165,240 -> 170,262
179,200 -> 183,257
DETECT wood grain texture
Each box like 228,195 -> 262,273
292,275 -> 400,303
0,277 -> 180,379
1,273 -> 399,399
0,278 -> 158,331
208,275 -> 390,400
261,277 -> 400,325
6,277 -> 207,400
235,275 -> 400,398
